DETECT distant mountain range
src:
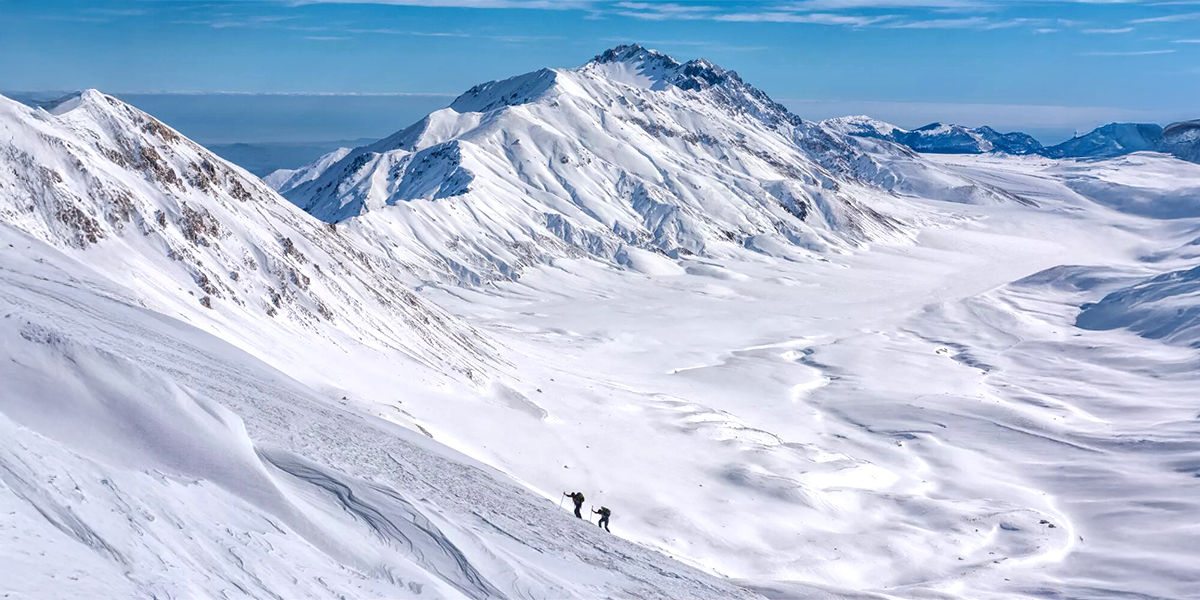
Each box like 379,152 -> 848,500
823,115 -> 1200,163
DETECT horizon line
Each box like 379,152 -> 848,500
3,89 -> 460,98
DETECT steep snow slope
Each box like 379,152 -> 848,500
0,224 -> 764,600
280,45 -> 1017,284
0,90 -> 491,379
823,116 -> 1043,155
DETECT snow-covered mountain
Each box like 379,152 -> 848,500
823,116 -> 1043,155
0,87 -> 772,600
7,48 -> 1200,600
1043,120 -> 1200,163
263,145 -> 354,190
826,116 -> 1200,165
819,115 -> 902,141
1162,119 -> 1200,163
905,123 -> 1036,154
0,89 -> 492,378
1043,122 -> 1164,159
277,45 -> 1020,284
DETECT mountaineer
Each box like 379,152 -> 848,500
563,491 -> 585,518
593,506 -> 611,532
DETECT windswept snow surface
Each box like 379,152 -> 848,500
0,225 -> 764,600
406,151 -> 1200,599
1076,264 -> 1200,346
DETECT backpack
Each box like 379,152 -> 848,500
600,507 -> 610,517
574,493 -> 584,503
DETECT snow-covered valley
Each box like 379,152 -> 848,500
412,154 -> 1200,598
2,44 -> 1199,600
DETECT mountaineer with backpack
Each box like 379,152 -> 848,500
563,491 -> 585,518
593,506 -> 611,532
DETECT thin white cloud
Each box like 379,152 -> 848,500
292,0 -> 591,8
781,0 -> 992,8
346,28 -> 473,36
88,8 -> 149,17
275,1 -> 1200,34
713,11 -> 893,25
883,16 -> 990,27
1132,11 -> 1200,22
1079,48 -> 1176,54
612,2 -> 719,20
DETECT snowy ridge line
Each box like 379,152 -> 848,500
276,44 -> 1025,285
824,114 -> 1200,163
0,88 -> 499,383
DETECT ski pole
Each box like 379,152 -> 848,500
559,494 -> 565,509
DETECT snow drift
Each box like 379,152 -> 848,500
0,225 -> 762,599
1076,264 -> 1200,347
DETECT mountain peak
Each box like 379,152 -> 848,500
44,88 -> 110,115
589,44 -> 679,69
671,58 -> 742,92
449,67 -> 559,113
585,44 -> 745,93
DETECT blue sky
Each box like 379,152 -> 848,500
1,0 -> 1197,142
